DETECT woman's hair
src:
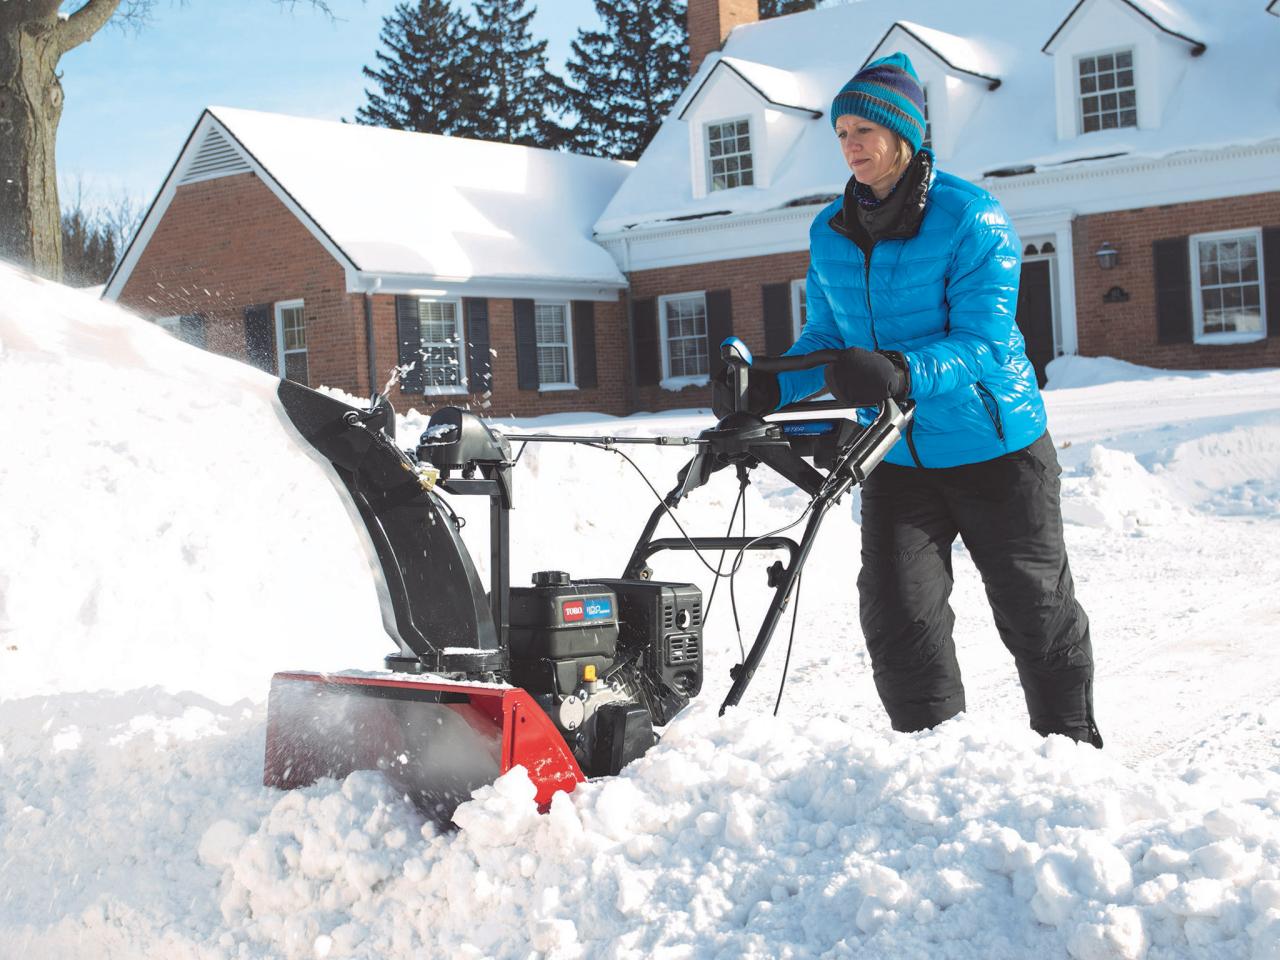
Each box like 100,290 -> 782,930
890,135 -> 915,179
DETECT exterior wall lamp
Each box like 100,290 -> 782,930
1095,242 -> 1119,270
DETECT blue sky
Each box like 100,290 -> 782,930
57,0 -> 600,211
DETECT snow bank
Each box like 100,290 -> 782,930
5,260 -> 1280,958
212,711 -> 1280,959
0,264 -> 389,702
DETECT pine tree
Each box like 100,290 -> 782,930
355,1 -> 483,137
60,208 -> 117,289
562,0 -> 687,160
467,0 -> 566,148
759,0 -> 816,18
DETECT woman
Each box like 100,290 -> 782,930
728,53 -> 1102,746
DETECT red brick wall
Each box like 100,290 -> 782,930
116,172 -> 368,395
1073,191 -> 1280,369
688,0 -> 759,76
379,296 -> 632,420
627,250 -> 810,412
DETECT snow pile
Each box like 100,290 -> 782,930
0,266 -> 388,702
4,259 -> 1280,958
1044,355 -> 1211,391
206,711 -> 1280,959
1061,446 -> 1191,532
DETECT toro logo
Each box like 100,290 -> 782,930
562,600 -> 585,622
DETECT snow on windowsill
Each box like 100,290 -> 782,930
538,384 -> 578,393
1194,331 -> 1267,347
423,386 -> 469,397
660,376 -> 710,392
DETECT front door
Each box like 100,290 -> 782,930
1016,260 -> 1054,387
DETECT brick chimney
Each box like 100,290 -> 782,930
688,0 -> 759,76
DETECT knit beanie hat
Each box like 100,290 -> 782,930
830,52 -> 927,154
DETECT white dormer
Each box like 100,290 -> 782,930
677,55 -> 823,201
862,22 -> 1001,162
1042,0 -> 1206,141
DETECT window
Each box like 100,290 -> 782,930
155,316 -> 182,337
1077,49 -> 1137,133
274,300 -> 308,385
1190,229 -> 1266,344
706,118 -> 754,192
659,293 -> 709,382
418,298 -> 467,391
790,279 -> 807,341
534,301 -> 575,389
921,87 -> 932,151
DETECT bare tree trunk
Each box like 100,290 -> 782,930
0,0 -> 123,281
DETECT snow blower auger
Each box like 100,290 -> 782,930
264,338 -> 913,822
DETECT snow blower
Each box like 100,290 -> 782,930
264,338 -> 913,821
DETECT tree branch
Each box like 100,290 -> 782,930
56,0 -> 129,55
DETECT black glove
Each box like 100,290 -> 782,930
711,364 -> 780,419
823,348 -> 910,406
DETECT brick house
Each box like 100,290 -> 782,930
104,107 -> 634,418
108,0 -> 1280,420
600,0 -> 1280,412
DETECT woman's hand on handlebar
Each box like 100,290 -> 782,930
823,347 -> 911,407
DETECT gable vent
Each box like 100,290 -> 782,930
179,126 -> 251,185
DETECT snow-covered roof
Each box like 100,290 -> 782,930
677,56 -> 824,120
1042,0 -> 1206,54
864,21 -> 1001,88
595,0 -> 1278,234
107,107 -> 630,300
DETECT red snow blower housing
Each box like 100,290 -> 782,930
264,340 -> 913,821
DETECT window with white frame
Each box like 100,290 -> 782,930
1077,49 -> 1137,133
535,301 -> 575,388
706,118 -> 754,192
659,293 -> 709,381
275,300 -> 308,384
418,298 -> 467,390
790,279 -> 807,342
1190,229 -> 1266,343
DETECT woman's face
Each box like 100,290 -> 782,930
835,114 -> 902,199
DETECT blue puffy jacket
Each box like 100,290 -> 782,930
778,158 -> 1046,468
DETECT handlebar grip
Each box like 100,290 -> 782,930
718,338 -> 850,414
747,349 -> 844,373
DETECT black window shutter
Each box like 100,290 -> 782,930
179,313 -> 207,349
705,289 -> 734,375
513,298 -> 539,390
396,296 -> 425,393
632,298 -> 659,386
1263,227 -> 1280,339
465,298 -> 491,393
762,283 -> 793,356
1153,237 -> 1193,345
243,303 -> 276,373
572,300 -> 598,389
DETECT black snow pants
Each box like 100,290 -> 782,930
857,431 -> 1103,746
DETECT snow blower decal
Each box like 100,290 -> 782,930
561,596 -> 614,622
584,598 -> 614,621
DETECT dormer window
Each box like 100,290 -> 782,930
1078,49 -> 1137,133
706,118 -> 754,191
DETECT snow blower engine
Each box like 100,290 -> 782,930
264,339 -> 912,821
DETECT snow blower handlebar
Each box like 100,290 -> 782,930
622,339 -> 915,714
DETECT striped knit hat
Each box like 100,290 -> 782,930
830,52 -> 927,154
